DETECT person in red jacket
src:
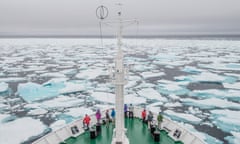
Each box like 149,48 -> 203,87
141,109 -> 146,122
83,114 -> 91,129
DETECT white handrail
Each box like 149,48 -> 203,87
33,107 -> 205,144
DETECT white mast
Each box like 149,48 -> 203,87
111,8 -> 129,144
96,3 -> 137,143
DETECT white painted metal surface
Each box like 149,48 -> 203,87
111,10 -> 129,144
33,107 -> 205,144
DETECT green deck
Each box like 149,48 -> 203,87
62,118 -> 183,144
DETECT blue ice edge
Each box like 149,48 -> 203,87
157,84 -> 190,95
18,82 -> 65,102
210,113 -> 240,133
17,79 -> 85,102
189,90 -> 240,101
56,114 -> 76,124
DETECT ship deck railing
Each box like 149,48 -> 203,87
32,107 -> 205,144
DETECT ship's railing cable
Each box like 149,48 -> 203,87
99,21 -> 104,56
96,5 -> 108,58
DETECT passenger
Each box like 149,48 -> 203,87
128,103 -> 134,119
124,104 -> 128,117
83,114 -> 91,130
157,112 -> 163,129
96,109 -> 101,124
111,108 -> 116,124
105,110 -> 110,128
147,111 -> 153,129
141,109 -> 147,122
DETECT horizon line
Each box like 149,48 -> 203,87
1,34 -> 240,39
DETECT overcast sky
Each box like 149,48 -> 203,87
0,0 -> 240,36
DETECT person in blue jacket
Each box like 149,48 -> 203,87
111,108 -> 116,124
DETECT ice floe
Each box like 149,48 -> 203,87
164,110 -> 202,124
94,104 -> 113,111
60,69 -> 77,75
59,82 -> 84,94
224,73 -> 240,80
124,93 -> 146,104
0,77 -> 25,82
181,123 -> 223,144
50,120 -> 66,131
199,62 -> 240,71
210,109 -> 240,133
168,94 -> 180,100
225,131 -> 240,144
64,107 -> 94,118
136,82 -> 155,89
40,72 -> 66,78
223,82 -> 240,90
0,82 -> 8,93
24,103 -> 42,109
133,64 -> 155,72
125,80 -> 138,88
188,107 -> 202,115
40,96 -> 84,109
0,103 -> 9,110
0,117 -> 46,144
175,72 -> 237,83
91,92 -> 146,105
181,98 -> 240,109
158,80 -> 189,95
43,78 -> 68,85
28,108 -> 48,116
137,88 -> 167,102
18,82 -> 64,102
0,72 -> 5,76
0,114 -> 11,122
191,72 -> 232,83
164,102 -> 182,107
76,68 -> 106,79
182,66 -> 205,74
147,106 -> 162,114
189,89 -> 240,101
140,71 -> 165,79
91,92 -> 115,104
18,80 -> 84,102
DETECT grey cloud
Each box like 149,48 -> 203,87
0,0 -> 240,36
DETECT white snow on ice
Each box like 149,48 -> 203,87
28,108 -> 48,116
137,88 -> 167,102
0,117 -> 46,144
76,68 -> 106,79
140,71 -> 165,79
91,92 -> 146,105
210,109 -> 240,133
64,107 -> 94,118
181,98 -> 240,109
223,82 -> 240,90
0,82 -> 8,93
50,120 -> 66,131
164,110 -> 202,124
40,96 -> 84,109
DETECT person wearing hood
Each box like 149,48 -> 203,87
96,109 -> 101,124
